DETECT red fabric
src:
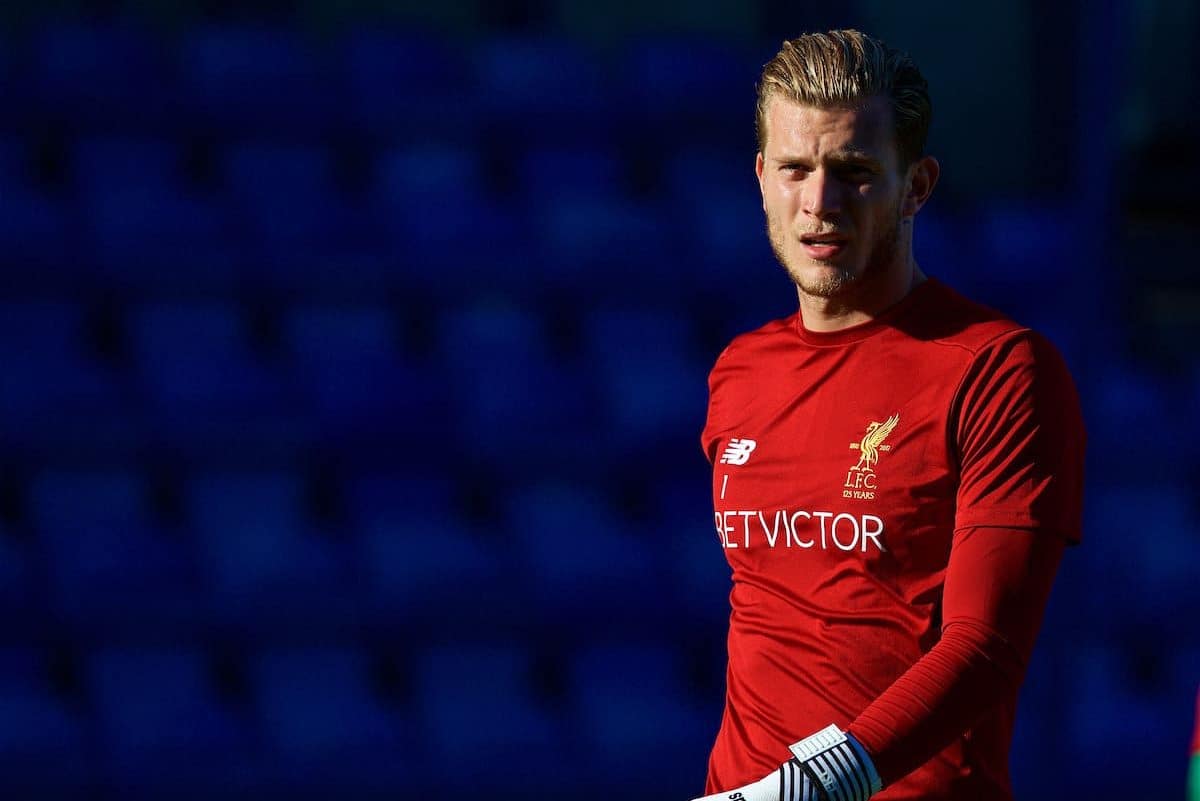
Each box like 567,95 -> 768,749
699,278 -> 1085,801
1192,687 -> 1200,755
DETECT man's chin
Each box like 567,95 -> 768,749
787,262 -> 857,298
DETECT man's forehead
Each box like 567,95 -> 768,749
763,94 -> 895,156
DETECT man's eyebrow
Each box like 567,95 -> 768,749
772,151 -> 882,166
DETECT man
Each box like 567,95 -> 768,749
690,30 -> 1085,801
1190,686 -> 1200,801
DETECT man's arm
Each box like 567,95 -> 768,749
690,524 -> 1066,801
846,523 -> 1065,784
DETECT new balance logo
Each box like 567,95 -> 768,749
719,438 -> 757,465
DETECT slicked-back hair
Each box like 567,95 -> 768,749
755,29 -> 931,167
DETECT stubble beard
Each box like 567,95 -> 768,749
767,204 -> 903,300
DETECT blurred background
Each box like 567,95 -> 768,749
0,0 -> 1196,799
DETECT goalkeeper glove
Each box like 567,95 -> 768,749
690,724 -> 881,801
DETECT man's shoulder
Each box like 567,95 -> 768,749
710,312 -> 799,369
911,278 -> 1037,356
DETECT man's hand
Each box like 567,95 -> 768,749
690,725 -> 881,801
689,759 -> 815,801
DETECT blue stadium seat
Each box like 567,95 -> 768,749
437,303 -> 602,467
569,644 -> 713,784
0,301 -> 137,451
1082,484 -> 1198,622
224,141 -> 384,291
1062,645 -> 1179,799
516,144 -> 625,203
282,304 -> 438,440
341,29 -> 477,141
128,302 -> 306,451
651,477 -> 730,628
474,34 -> 617,144
343,473 -> 456,529
0,188 -> 75,281
414,645 -> 567,792
29,470 -> 204,632
0,137 -> 29,184
186,471 -> 359,629
619,37 -> 754,145
372,144 -> 534,294
89,646 -> 259,791
251,647 -> 411,792
181,25 -> 337,137
0,647 -> 94,791
0,526 -> 38,632
1082,361 -> 1174,482
83,182 -> 242,292
359,512 -> 516,628
31,22 -> 173,129
534,195 -> 674,292
505,481 -> 661,629
73,135 -> 178,196
580,307 -> 708,443
663,178 -> 771,293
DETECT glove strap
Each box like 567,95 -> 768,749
787,724 -> 882,801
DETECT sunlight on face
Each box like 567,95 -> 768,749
756,95 -> 908,300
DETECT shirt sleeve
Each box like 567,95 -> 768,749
846,524 -> 1065,785
952,330 -> 1086,541
844,330 -> 1086,785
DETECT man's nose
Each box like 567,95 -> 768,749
802,168 -> 842,219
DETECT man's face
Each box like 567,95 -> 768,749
756,94 -> 910,299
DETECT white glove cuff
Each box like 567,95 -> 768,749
787,724 -> 882,801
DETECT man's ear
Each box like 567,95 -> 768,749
755,151 -> 767,211
901,155 -> 939,218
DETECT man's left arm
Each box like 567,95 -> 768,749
689,524 -> 1066,801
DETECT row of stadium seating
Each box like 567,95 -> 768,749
0,634 -> 1194,798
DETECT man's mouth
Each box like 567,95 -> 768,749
799,233 -> 849,258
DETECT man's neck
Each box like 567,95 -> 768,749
797,262 -> 927,333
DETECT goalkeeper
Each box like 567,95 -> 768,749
691,30 -> 1085,801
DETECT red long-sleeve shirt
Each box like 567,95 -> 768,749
700,277 -> 1085,800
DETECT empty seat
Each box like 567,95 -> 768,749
505,481 -> 660,628
474,34 -> 617,144
619,36 -> 754,145
73,135 -> 179,196
0,526 -> 37,631
651,477 -> 731,628
372,145 -> 535,293
251,646 -> 410,791
186,471 -> 358,628
224,141 -> 383,290
342,29 -> 477,141
29,470 -> 203,631
0,647 -> 94,790
89,646 -> 258,790
0,301 -> 136,451
1062,645 -> 1179,798
32,22 -> 173,129
516,144 -> 625,203
282,304 -> 437,440
414,645 -> 566,790
437,303 -> 601,466
0,188 -> 74,278
569,643 -> 713,780
535,196 -> 673,292
580,307 -> 708,442
181,25 -> 337,137
128,302 -> 306,451
83,182 -> 241,292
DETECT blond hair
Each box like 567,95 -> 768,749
755,29 -> 931,166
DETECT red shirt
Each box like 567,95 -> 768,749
700,277 -> 1085,800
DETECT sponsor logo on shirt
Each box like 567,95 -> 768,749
720,437 -> 757,465
844,413 -> 899,500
